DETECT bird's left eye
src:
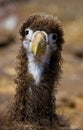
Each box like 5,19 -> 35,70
48,33 -> 57,43
52,34 -> 57,41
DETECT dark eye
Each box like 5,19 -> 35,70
49,33 -> 57,44
25,30 -> 29,35
52,34 -> 57,40
25,28 -> 33,39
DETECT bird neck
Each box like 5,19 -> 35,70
12,47 -> 62,123
27,53 -> 51,85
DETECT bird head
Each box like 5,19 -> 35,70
20,13 -> 64,64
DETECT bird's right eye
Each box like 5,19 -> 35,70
25,28 -> 33,40
25,30 -> 29,35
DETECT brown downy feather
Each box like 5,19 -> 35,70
0,13 -> 73,130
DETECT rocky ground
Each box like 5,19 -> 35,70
0,0 -> 83,129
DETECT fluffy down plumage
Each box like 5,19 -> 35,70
0,13 -> 73,130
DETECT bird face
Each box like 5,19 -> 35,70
23,28 -> 57,64
20,13 -> 64,84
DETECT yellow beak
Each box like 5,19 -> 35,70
31,32 -> 47,56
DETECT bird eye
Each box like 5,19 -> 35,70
48,33 -> 57,43
25,30 -> 29,35
52,34 -> 57,41
25,28 -> 33,40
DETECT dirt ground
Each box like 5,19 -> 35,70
0,0 -> 83,129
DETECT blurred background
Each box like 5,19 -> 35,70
0,0 -> 83,129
